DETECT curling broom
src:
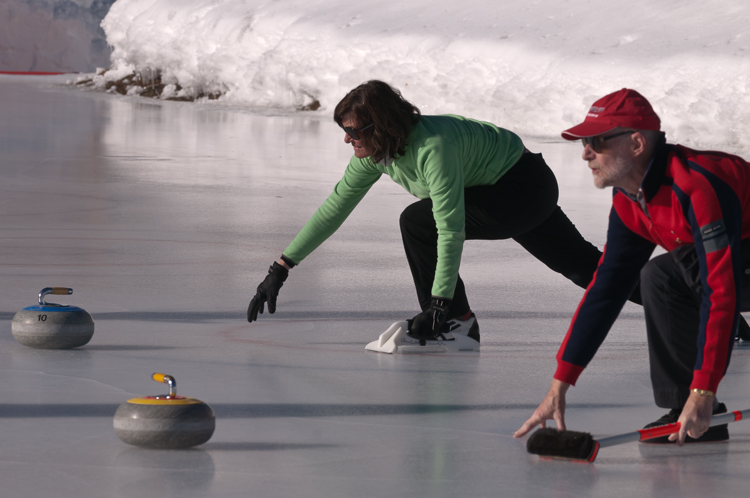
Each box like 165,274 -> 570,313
526,407 -> 749,462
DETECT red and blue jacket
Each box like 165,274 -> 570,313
555,139 -> 750,394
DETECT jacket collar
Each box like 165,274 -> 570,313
625,132 -> 670,203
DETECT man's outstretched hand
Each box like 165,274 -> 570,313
514,380 -> 570,437
668,391 -> 715,446
247,261 -> 289,323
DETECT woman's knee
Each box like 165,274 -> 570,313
399,199 -> 434,233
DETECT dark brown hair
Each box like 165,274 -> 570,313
334,80 -> 421,163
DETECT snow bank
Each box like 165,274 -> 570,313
95,0 -> 750,150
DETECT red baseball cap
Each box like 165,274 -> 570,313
561,88 -> 661,140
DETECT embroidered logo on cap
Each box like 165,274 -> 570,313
587,106 -> 606,118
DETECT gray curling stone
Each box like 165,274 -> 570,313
114,373 -> 215,449
11,287 -> 94,349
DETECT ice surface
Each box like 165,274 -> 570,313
93,0 -> 750,151
1,76 -> 750,498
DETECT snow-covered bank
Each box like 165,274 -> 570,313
94,0 -> 750,150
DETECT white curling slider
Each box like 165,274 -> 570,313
365,320 -> 480,354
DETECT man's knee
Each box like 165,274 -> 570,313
640,255 -> 667,288
639,253 -> 679,300
641,249 -> 701,303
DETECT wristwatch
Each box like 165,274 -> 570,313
691,388 -> 715,397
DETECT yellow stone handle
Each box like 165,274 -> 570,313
152,373 -> 177,396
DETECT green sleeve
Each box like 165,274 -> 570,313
283,159 -> 382,264
419,140 -> 466,299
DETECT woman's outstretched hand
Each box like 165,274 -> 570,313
247,261 -> 289,322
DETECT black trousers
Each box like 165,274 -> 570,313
641,242 -> 750,408
399,151 -> 604,319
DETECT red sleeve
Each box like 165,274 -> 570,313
677,156 -> 744,394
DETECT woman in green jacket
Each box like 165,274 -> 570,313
246,80 -> 604,344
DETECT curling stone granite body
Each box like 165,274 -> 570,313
113,396 -> 215,449
11,305 -> 95,349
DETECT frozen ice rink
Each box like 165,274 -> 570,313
1,76 -> 749,497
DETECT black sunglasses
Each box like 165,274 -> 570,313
581,131 -> 634,153
341,123 -> 373,140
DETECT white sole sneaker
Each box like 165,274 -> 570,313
439,314 -> 480,343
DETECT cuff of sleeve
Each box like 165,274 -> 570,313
554,360 -> 585,387
690,370 -> 722,395
280,254 -> 297,268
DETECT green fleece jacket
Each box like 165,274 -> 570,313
283,114 -> 524,298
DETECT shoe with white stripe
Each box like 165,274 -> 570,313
439,313 -> 480,343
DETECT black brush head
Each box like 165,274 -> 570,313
526,428 -> 596,461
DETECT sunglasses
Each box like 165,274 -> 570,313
341,123 -> 373,140
581,131 -> 634,153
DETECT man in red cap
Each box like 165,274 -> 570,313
515,88 -> 750,445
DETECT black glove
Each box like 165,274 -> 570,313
407,297 -> 451,345
247,262 -> 289,323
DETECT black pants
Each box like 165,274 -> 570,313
399,151 -> 603,319
641,242 -> 750,408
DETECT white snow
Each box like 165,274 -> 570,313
93,0 -> 750,151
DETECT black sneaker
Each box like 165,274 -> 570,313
640,402 -> 729,444
406,314 -> 481,343
440,313 -> 480,343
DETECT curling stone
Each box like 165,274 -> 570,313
114,373 -> 215,449
11,287 -> 95,349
